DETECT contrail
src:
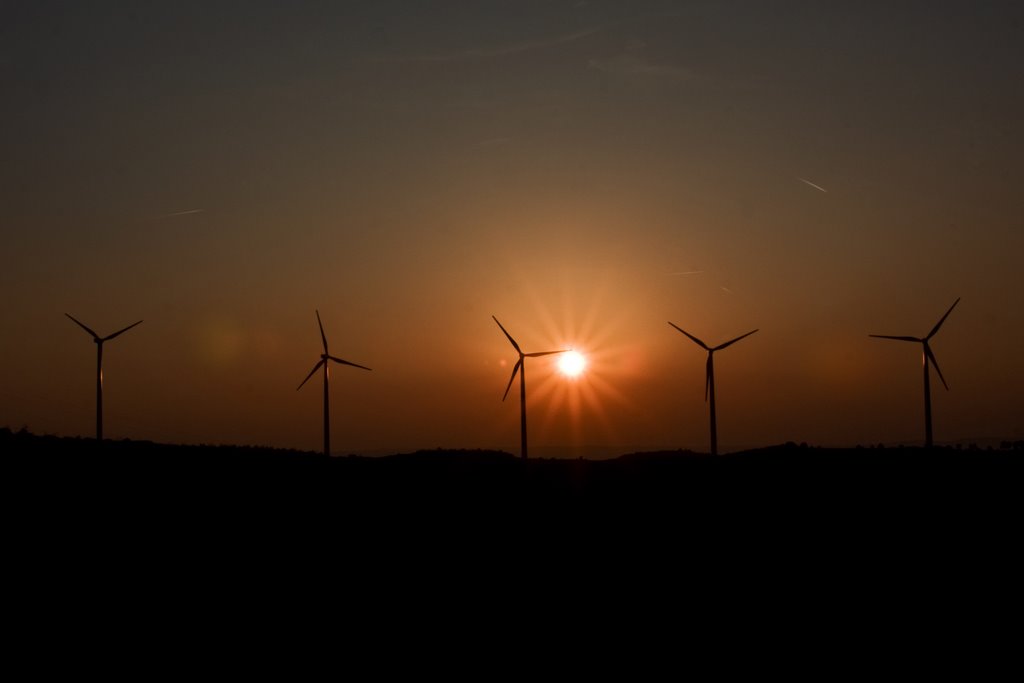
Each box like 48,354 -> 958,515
158,208 -> 205,218
798,177 -> 827,193
668,270 -> 705,276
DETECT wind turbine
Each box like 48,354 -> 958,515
297,310 -> 371,457
65,313 -> 143,441
669,323 -> 758,456
493,316 -> 567,460
870,298 -> 960,448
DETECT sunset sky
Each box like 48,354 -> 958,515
3,1 -> 1021,454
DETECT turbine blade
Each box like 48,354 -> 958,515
102,319 -> 143,341
327,355 -> 372,371
705,357 -> 711,403
316,309 -> 329,353
65,313 -> 98,339
502,359 -> 522,401
869,335 -> 922,342
492,316 -> 521,353
713,328 -> 758,351
927,297 -> 960,340
525,350 -> 568,357
924,343 -> 949,391
297,359 -> 325,390
668,322 -> 709,350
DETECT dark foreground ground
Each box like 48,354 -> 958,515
6,428 -> 1021,521
5,428 -> 1022,652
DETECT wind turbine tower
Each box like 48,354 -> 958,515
669,322 -> 758,456
870,298 -> 960,448
493,316 -> 567,460
65,313 -> 143,441
297,310 -> 371,457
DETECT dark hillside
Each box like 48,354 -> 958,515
6,429 -> 1020,613
6,429 -> 1020,519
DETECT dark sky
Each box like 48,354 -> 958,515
2,1 -> 1022,453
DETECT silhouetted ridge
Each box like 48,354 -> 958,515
384,448 -> 516,462
615,449 -> 705,462
5,430 -> 1022,525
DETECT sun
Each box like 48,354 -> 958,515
558,350 -> 587,378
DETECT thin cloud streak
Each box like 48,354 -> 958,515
798,177 -> 828,193
158,209 -> 206,218
588,54 -> 696,82
371,26 -> 601,63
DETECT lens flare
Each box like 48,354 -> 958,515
558,350 -> 586,378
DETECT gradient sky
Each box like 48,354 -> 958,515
3,1 -> 1022,454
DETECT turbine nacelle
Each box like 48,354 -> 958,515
668,322 -> 758,401
869,297 -> 959,392
493,316 -> 566,401
66,313 -> 143,344
668,322 -> 758,353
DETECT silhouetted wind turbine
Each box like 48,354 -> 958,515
493,316 -> 567,460
669,323 -> 758,456
297,310 -> 371,457
65,313 -> 143,441
870,298 -> 960,448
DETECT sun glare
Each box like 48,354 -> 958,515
558,350 -> 587,378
